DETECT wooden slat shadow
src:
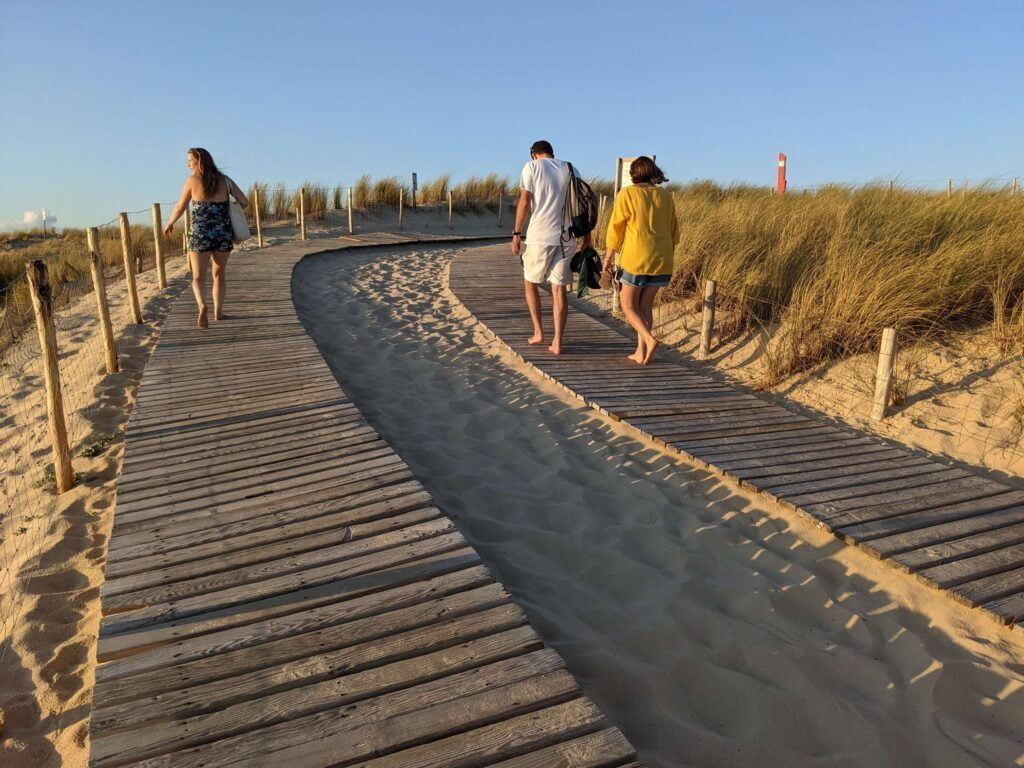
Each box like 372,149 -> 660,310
448,244 -> 1024,630
89,235 -> 642,768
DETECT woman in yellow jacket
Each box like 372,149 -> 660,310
602,157 -> 679,364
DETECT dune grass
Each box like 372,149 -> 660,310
417,174 -> 450,205
5,176 -> 1018,385
663,182 -> 1024,385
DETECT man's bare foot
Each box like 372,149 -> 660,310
642,338 -> 659,364
215,312 -> 226,321
528,333 -> 545,345
627,352 -> 644,364
197,306 -> 209,329
548,342 -> 562,355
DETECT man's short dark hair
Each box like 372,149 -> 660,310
530,140 -> 554,156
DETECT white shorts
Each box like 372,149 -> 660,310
522,241 -> 575,285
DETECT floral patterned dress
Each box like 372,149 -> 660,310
188,199 -> 234,253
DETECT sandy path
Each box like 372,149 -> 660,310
293,245 -> 1024,768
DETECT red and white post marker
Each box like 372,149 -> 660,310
776,153 -> 787,195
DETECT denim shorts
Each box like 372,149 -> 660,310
616,268 -> 671,288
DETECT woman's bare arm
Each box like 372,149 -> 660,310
164,179 -> 193,235
226,177 -> 249,209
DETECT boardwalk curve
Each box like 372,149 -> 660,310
89,236 -> 641,767
447,244 -> 1024,630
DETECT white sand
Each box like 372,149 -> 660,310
293,244 -> 1024,768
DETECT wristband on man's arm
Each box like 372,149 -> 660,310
512,231 -> 522,236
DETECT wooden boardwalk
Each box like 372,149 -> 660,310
448,244 -> 1024,630
89,236 -> 641,767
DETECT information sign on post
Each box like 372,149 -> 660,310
614,155 -> 656,195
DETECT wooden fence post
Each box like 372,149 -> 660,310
86,228 -> 119,374
1013,178 -> 1019,195
497,192 -> 503,227
151,203 -> 166,289
299,187 -> 307,240
448,190 -> 453,229
119,213 -> 143,324
947,178 -> 953,198
347,186 -> 354,234
871,327 -> 898,421
398,187 -> 404,230
698,279 -> 717,360
253,187 -> 264,247
888,180 -> 894,193
26,260 -> 74,493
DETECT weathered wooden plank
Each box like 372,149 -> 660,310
96,564 -> 497,685
483,728 -> 637,768
101,530 -> 470,636
90,608 -> 535,758
112,452 -> 408,525
950,566 -> 1024,606
97,547 -> 482,660
120,419 -> 376,483
889,520 -> 1024,571
809,477 -> 1009,528
105,492 -> 436,579
115,434 -> 389,502
852,499 -> 1024,552
982,591 -> 1024,624
788,468 -> 972,510
915,543 -> 1024,588
103,514 -> 452,606
718,443 -> 898,476
762,459 -> 952,496
116,653 -> 577,768
108,471 -> 420,550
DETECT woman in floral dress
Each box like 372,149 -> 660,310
165,148 -> 248,328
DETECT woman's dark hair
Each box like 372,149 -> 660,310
629,156 -> 667,185
188,147 -> 224,197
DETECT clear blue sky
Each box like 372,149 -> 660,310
2,0 -> 1021,229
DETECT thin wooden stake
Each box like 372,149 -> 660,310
698,279 -> 717,360
299,187 -> 307,240
497,192 -> 503,227
448,190 -> 453,228
151,203 -> 166,289
119,213 -> 142,324
26,260 -> 73,493
398,187 -> 404,230
871,327 -> 898,421
86,228 -> 119,374
1013,178 -> 1019,195
947,178 -> 953,197
888,180 -> 894,192
347,186 -> 354,234
253,187 -> 264,247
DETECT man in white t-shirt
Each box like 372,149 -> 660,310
511,139 -> 592,355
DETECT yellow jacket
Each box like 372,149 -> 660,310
606,185 -> 679,276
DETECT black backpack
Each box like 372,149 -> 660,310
563,162 -> 598,240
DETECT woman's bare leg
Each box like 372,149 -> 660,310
620,284 -> 654,363
212,251 -> 230,320
189,251 -> 211,328
639,286 -> 661,364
